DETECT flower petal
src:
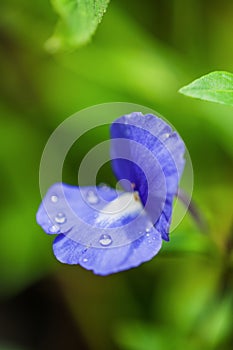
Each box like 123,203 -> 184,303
53,229 -> 162,275
36,112 -> 185,274
110,112 -> 185,241
36,183 -> 156,248
36,183 -> 118,235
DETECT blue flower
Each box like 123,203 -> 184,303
36,112 -> 185,275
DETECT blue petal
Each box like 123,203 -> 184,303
36,113 -> 185,274
37,182 -> 163,274
110,112 -> 185,241
53,229 -> 162,275
36,182 -> 157,248
36,183 -> 118,236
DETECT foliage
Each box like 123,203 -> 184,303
179,71 -> 233,106
46,0 -> 110,51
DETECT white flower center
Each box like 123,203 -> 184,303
95,191 -> 143,226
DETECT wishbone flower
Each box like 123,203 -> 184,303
36,112 -> 185,275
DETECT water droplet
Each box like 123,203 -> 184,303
49,224 -> 60,233
87,190 -> 99,204
146,233 -> 150,237
83,258 -> 88,263
99,234 -> 112,246
146,227 -> 151,233
55,212 -> 66,224
51,195 -> 58,203
162,133 -> 170,141
99,182 -> 108,189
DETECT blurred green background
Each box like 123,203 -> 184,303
0,0 -> 233,349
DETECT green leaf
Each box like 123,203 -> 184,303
179,71 -> 233,106
46,0 -> 110,52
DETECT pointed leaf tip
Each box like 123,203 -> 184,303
179,71 -> 233,106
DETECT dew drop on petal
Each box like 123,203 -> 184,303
55,212 -> 66,224
146,233 -> 150,237
161,133 -> 170,141
51,195 -> 58,203
83,258 -> 88,263
99,183 -> 108,189
146,227 -> 151,233
86,190 -> 99,204
49,224 -> 60,233
99,234 -> 112,246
